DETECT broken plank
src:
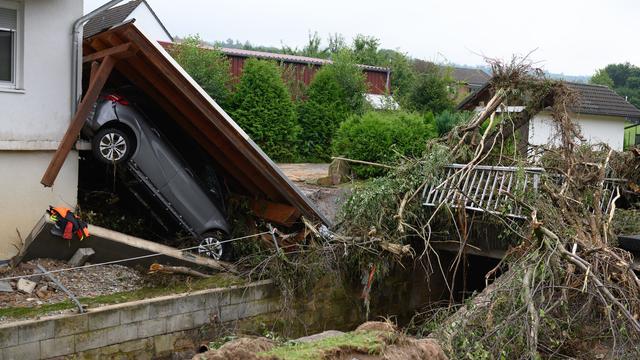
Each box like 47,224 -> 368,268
251,198 -> 301,227
41,55 -> 116,187
11,214 -> 237,274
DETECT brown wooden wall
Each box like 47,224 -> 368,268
227,55 -> 388,94
160,42 -> 389,95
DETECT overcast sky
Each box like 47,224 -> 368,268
85,0 -> 640,76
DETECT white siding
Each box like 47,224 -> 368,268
0,0 -> 82,259
0,0 -> 82,147
125,2 -> 171,42
529,111 -> 625,151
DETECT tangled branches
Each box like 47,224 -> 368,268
339,55 -> 640,358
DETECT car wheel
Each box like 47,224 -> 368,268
197,230 -> 231,261
92,127 -> 133,164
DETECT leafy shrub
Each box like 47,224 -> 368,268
297,53 -> 368,161
332,111 -> 437,177
435,109 -> 474,136
328,50 -> 368,114
170,35 -> 231,108
407,71 -> 455,114
230,59 -> 299,162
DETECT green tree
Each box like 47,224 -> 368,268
333,111 -> 437,177
328,51 -> 368,114
297,68 -> 350,161
171,35 -> 232,108
352,34 -> 381,65
379,49 -> 416,105
406,70 -> 454,114
230,59 -> 299,161
590,69 -> 614,88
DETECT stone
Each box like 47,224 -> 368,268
40,335 -> 75,357
35,285 -> 49,299
0,280 -> 13,292
67,248 -> 95,267
16,278 -> 37,294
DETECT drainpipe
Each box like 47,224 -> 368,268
71,0 -> 128,114
385,68 -> 391,94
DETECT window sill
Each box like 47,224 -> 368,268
0,87 -> 25,94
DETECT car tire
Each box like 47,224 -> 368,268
92,127 -> 133,164
197,230 -> 231,261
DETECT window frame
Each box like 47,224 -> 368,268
0,0 -> 22,91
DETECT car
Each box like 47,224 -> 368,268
82,93 -> 232,261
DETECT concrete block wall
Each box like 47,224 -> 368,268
0,280 -> 279,359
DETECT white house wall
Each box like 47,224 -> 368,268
0,0 -> 82,260
529,111 -> 625,151
126,3 -> 171,42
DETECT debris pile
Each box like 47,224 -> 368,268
320,56 -> 640,358
0,258 -> 143,313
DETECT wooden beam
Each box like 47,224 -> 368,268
250,198 -> 301,227
41,56 -> 116,187
82,42 -> 133,63
89,61 -> 100,83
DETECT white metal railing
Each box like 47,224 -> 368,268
422,164 -> 622,219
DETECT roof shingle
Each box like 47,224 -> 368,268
458,81 -> 640,121
450,67 -> 491,86
83,0 -> 142,38
565,82 -> 640,120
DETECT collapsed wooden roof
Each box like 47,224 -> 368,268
43,22 -> 329,227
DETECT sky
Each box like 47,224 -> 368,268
85,0 -> 640,76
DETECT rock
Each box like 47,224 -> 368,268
35,285 -> 49,299
17,278 -> 37,294
68,248 -> 95,267
0,280 -> 13,292
356,321 -> 396,333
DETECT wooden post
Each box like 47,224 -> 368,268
41,55 -> 116,187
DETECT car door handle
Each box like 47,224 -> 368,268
185,168 -> 194,178
151,128 -> 160,137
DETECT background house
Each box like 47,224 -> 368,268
458,81 -> 640,151
83,0 -> 172,42
449,66 -> 491,100
0,0 -> 82,260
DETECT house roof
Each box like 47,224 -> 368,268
450,67 -> 491,86
216,46 -> 390,73
458,80 -> 640,121
82,22 -> 329,226
84,0 -> 173,41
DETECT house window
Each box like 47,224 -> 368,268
0,3 -> 18,87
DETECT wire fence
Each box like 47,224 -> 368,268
0,231 -> 271,282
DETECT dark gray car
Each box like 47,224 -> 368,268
82,93 -> 231,260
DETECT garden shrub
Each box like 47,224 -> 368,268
435,109 -> 474,136
170,35 -> 232,108
332,111 -> 437,177
297,68 -> 350,161
230,59 -> 299,162
407,71 -> 455,114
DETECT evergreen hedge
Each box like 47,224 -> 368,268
230,59 -> 299,162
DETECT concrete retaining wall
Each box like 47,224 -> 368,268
0,280 -> 279,359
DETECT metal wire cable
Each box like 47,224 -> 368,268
0,231 -> 271,282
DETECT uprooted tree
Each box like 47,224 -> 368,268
238,56 -> 640,358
